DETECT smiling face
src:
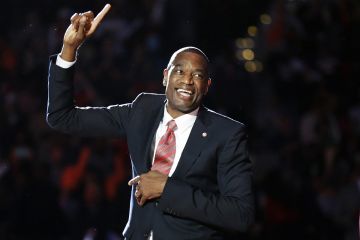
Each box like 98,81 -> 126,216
163,49 -> 211,118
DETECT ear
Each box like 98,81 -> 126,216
162,68 -> 168,86
204,78 -> 212,95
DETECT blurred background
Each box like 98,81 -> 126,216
1,0 -> 360,239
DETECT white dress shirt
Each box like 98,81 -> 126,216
152,106 -> 198,176
56,54 -> 76,68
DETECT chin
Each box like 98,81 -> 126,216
178,105 -> 197,113
168,97 -> 199,115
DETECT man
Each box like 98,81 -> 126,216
47,4 -> 254,239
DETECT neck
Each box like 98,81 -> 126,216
165,104 -> 199,119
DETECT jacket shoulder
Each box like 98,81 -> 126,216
132,92 -> 166,107
203,107 -> 247,132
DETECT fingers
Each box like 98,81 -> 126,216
81,11 -> 94,32
130,175 -> 146,206
77,15 -> 88,38
135,187 -> 141,198
70,13 -> 80,31
68,4 -> 111,38
70,13 -> 79,22
87,3 -> 111,35
70,11 -> 94,23
135,182 -> 142,205
93,4 -> 111,26
128,175 -> 141,186
71,12 -> 93,31
83,11 -> 95,20
135,184 -> 146,206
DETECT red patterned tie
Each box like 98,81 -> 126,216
151,120 -> 177,175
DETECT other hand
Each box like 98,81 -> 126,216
128,171 -> 168,206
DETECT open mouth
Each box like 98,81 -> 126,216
176,88 -> 194,97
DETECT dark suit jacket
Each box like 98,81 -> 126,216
47,57 -> 254,239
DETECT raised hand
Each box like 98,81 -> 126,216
60,4 -> 111,61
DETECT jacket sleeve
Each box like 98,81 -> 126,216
158,127 -> 254,233
46,55 -> 134,137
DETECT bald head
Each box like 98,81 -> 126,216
167,46 -> 210,69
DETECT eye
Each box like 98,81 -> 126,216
193,73 -> 204,79
175,69 -> 183,74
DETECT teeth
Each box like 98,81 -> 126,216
177,89 -> 193,95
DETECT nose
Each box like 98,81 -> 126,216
182,74 -> 194,85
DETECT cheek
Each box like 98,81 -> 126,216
165,84 -> 175,99
196,83 -> 208,95
167,77 -> 176,87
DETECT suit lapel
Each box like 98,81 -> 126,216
173,107 -> 209,178
142,103 -> 165,172
132,96 -> 166,175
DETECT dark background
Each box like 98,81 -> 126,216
0,0 -> 360,239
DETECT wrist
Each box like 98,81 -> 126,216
60,44 -> 78,62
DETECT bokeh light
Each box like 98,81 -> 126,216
247,26 -> 258,37
242,49 -> 255,61
235,37 -> 255,49
260,14 -> 272,24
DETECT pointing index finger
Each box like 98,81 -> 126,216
93,3 -> 111,26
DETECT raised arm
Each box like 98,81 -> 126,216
47,4 -> 134,138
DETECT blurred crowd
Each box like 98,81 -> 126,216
0,0 -> 359,239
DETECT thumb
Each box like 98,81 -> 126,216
128,175 -> 140,186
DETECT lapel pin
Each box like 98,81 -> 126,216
202,132 -> 207,137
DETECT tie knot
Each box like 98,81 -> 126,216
167,120 -> 177,131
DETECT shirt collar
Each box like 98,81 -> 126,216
162,106 -> 199,130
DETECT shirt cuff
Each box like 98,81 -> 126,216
56,54 -> 76,68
